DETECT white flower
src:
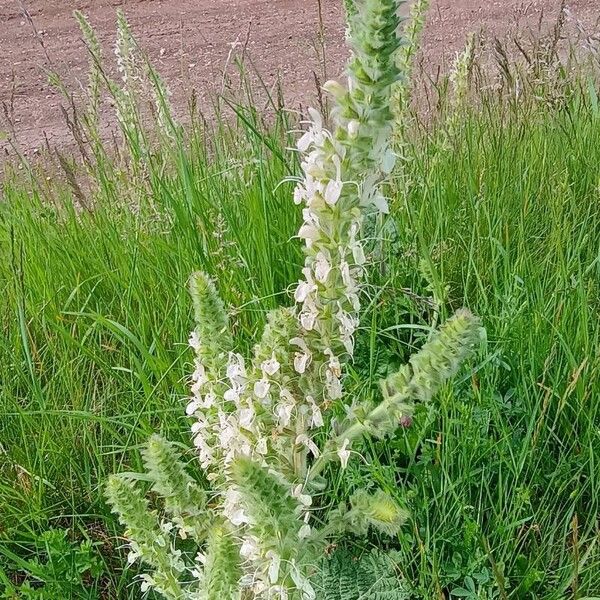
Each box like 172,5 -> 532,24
254,378 -> 271,399
351,240 -> 366,265
307,396 -> 323,428
323,153 -> 344,206
294,352 -> 310,374
238,437 -> 252,458
294,185 -> 306,205
382,149 -> 396,174
191,420 -> 205,434
294,280 -> 316,303
371,190 -> 389,214
223,488 -> 249,526
296,434 -> 320,458
160,521 -> 174,535
340,261 -> 357,292
261,354 -> 281,376
299,523 -> 312,539
240,536 -> 260,560
269,585 -> 289,600
341,334 -> 354,354
311,406 -> 323,428
322,79 -> 346,98
298,223 -> 320,244
227,353 -> 246,382
326,373 -> 343,400
239,407 -> 255,429
190,380 -> 202,397
324,349 -> 342,377
218,417 -> 238,449
290,337 -> 312,373
338,438 -> 351,469
337,309 -> 358,337
300,309 -> 317,331
297,130 -> 314,153
139,574 -> 154,593
188,330 -> 201,351
193,432 -> 214,468
314,251 -> 332,283
275,401 -> 294,427
224,386 -> 241,403
302,207 -> 319,228
324,178 -> 343,205
191,360 -> 208,389
324,348 -> 343,399
307,107 -> 323,129
186,399 -> 200,416
200,391 -> 216,409
338,310 -> 358,351
293,483 -> 313,506
299,292 -> 319,328
303,152 -> 326,178
290,336 -> 310,353
266,550 -> 281,584
290,561 -> 316,600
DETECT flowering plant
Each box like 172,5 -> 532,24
106,1 -> 483,598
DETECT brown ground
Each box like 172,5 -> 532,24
1,0 -> 598,158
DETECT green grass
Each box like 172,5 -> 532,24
1,37 -> 599,600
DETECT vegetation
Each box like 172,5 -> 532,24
1,0 -> 599,598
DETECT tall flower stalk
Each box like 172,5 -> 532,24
291,0 -> 401,470
391,0 -> 430,136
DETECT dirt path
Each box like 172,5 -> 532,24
1,0 -> 598,158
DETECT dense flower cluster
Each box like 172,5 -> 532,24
107,2 -> 483,599
182,3 -> 403,597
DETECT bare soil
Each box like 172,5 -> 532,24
1,0 -> 598,158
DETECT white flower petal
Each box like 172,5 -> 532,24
294,352 -> 310,374
300,310 -> 317,331
224,387 -> 240,403
299,524 -> 312,539
297,131 -> 313,152
314,252 -> 332,283
266,551 -> 281,584
324,179 -> 343,206
338,438 -> 351,469
261,354 -> 281,376
185,400 -> 200,416
188,331 -> 201,351
239,407 -> 255,429
254,378 -> 271,399
352,241 -> 366,265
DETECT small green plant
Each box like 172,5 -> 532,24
450,573 -> 500,600
0,529 -> 104,599
316,549 -> 413,599
106,1 -> 482,598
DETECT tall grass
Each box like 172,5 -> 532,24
1,10 -> 599,599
